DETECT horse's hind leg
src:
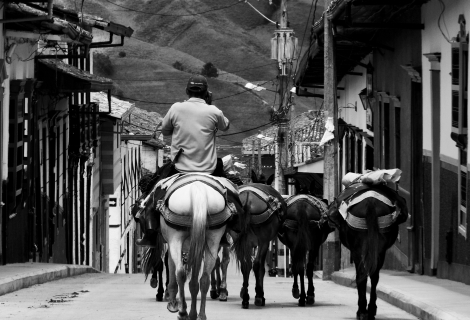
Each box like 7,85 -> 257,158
156,258 -> 165,301
297,264 -> 306,307
306,245 -> 319,305
292,272 -> 300,299
353,253 -> 368,320
368,252 -> 386,320
240,256 -> 252,309
166,249 -> 179,313
168,237 -> 188,319
253,242 -> 269,307
210,256 -> 220,299
218,246 -> 230,301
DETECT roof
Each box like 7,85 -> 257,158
294,0 -> 424,90
123,107 -> 163,136
91,92 -> 135,119
37,59 -> 113,92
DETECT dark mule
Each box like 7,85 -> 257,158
279,194 -> 333,306
142,239 -> 169,301
233,183 -> 287,309
328,185 -> 408,320
209,244 -> 231,301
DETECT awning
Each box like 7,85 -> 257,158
294,0 -> 424,91
37,59 -> 113,92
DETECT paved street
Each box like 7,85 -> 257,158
0,262 -> 417,320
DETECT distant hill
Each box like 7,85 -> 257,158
57,0 -> 324,157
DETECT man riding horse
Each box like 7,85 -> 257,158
136,74 -> 241,247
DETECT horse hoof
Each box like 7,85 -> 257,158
150,277 -> 158,289
239,287 -> 248,299
242,301 -> 249,309
177,311 -> 189,320
219,292 -> 228,301
156,294 -> 163,302
254,297 -> 265,306
167,300 -> 179,313
210,289 -> 219,300
298,299 -> 306,307
356,313 -> 368,320
306,295 -> 315,305
164,290 -> 170,301
292,287 -> 300,299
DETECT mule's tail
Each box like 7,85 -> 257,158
362,198 -> 380,280
142,232 -> 164,281
291,205 -> 312,273
232,193 -> 252,271
187,181 -> 208,278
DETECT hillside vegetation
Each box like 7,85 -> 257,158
57,0 -> 324,157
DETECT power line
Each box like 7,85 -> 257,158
113,79 -> 275,105
111,62 -> 278,82
217,121 -> 275,137
104,0 -> 242,17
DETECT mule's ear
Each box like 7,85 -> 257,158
266,174 -> 275,185
321,199 -> 329,206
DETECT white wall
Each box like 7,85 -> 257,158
297,159 -> 324,173
421,0 -> 470,164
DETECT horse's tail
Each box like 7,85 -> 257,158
142,231 -> 164,281
291,204 -> 312,273
361,198 -> 380,281
187,181 -> 208,278
232,192 -> 252,271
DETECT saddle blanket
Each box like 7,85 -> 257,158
286,194 -> 328,217
338,190 -> 395,220
342,169 -> 402,188
156,173 -> 238,196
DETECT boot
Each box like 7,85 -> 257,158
136,229 -> 158,247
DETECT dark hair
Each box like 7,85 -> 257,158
187,89 -> 207,99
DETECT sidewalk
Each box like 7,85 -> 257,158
0,262 -> 99,297
332,268 -> 470,320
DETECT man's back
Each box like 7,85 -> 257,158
162,97 -> 229,173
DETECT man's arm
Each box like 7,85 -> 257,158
161,107 -> 174,136
216,110 -> 230,132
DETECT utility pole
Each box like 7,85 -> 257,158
258,138 -> 262,177
273,0 -> 295,195
322,0 -> 341,280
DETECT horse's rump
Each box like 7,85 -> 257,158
157,173 -> 237,229
238,184 -> 286,225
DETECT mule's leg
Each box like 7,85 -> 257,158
367,252 -> 385,320
240,254 -> 252,309
298,264 -> 306,307
150,266 -> 159,289
164,250 -> 170,301
198,229 -> 225,320
156,258 -> 165,301
218,246 -> 230,301
292,271 -> 300,299
353,253 -> 368,320
168,237 -> 188,320
307,246 -> 318,305
166,249 -> 179,313
210,256 -> 220,300
188,272 -> 200,320
253,242 -> 269,307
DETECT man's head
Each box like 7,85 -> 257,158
186,75 -> 208,99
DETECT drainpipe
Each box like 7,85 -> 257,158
0,0 -> 54,24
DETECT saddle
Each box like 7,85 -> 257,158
326,183 -> 408,231
284,195 -> 328,230
239,183 -> 287,225
156,173 -> 239,230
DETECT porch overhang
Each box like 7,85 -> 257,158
294,0 -> 425,92
37,59 -> 113,92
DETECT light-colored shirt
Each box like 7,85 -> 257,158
161,98 -> 230,173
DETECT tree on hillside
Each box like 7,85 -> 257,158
93,52 -> 114,77
201,62 -> 218,78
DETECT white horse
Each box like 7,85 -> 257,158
159,175 -> 231,320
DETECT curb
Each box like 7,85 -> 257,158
331,271 -> 461,320
0,264 -> 100,297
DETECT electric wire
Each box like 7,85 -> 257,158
104,0 -> 242,17
244,0 -> 276,24
217,121 -> 275,137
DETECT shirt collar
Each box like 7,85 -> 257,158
187,98 -> 207,104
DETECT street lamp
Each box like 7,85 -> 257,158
359,88 -> 374,131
